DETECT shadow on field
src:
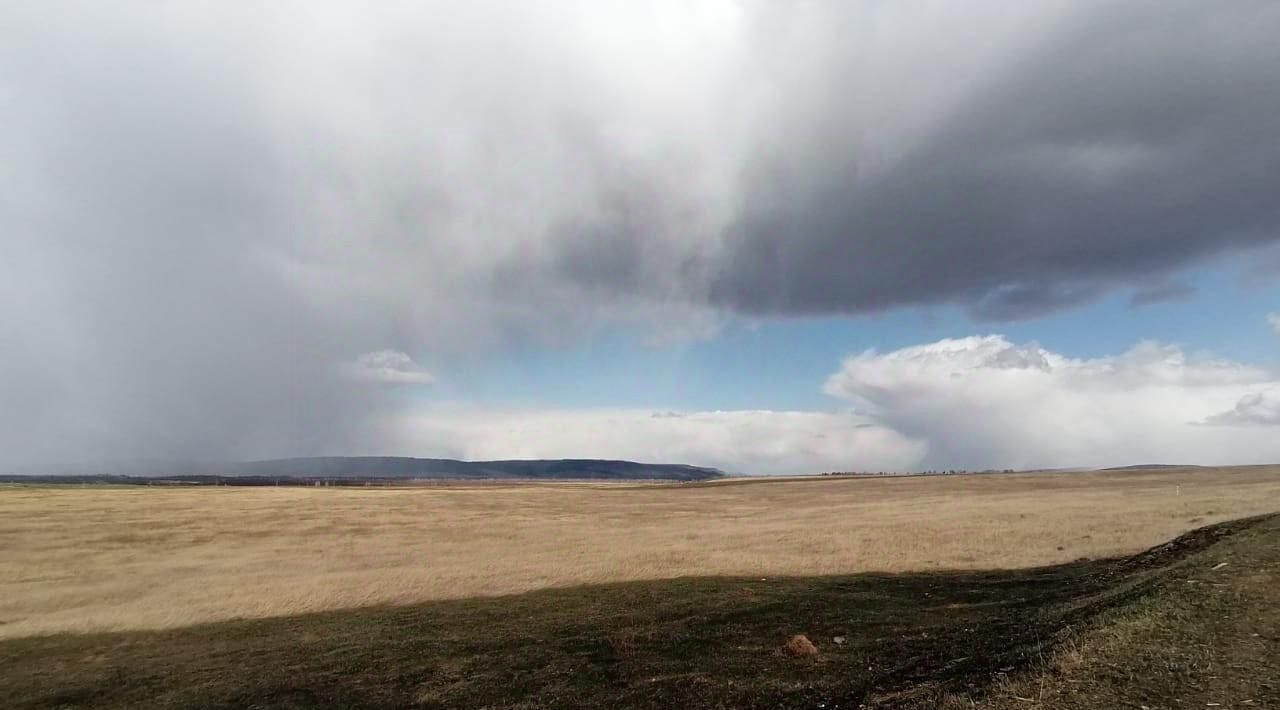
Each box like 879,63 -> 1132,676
0,515 -> 1272,710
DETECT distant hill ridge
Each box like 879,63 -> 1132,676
232,457 -> 722,481
3,457 -> 724,482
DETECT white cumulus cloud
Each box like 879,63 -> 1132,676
343,351 -> 433,385
823,336 -> 1280,470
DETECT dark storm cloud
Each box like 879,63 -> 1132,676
2,1 -> 1278,467
709,0 -> 1280,320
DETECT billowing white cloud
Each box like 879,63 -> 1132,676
383,408 -> 924,475
823,336 -> 1280,470
343,350 -> 433,385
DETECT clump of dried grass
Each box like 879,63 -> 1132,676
782,634 -> 819,658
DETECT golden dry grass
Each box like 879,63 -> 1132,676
2,466 -> 1279,640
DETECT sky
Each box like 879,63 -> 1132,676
2,1 -> 1279,475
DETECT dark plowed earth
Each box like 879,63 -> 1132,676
1,515 -> 1275,710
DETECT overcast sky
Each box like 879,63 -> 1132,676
3,1 -> 1279,473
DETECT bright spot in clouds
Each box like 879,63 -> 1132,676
344,351 -> 433,385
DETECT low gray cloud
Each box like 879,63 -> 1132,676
1129,281 -> 1197,308
2,1 -> 1278,466
1202,390 -> 1280,427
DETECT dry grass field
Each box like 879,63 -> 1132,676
2,466 -> 1279,640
